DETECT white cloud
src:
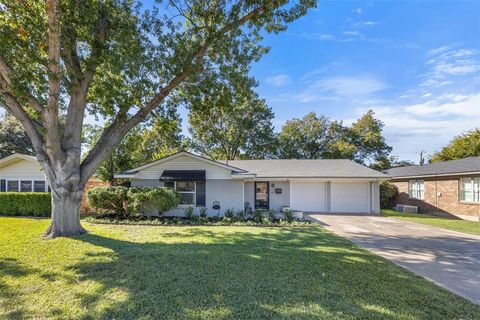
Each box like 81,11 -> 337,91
362,93 -> 480,159
311,76 -> 389,98
422,47 -> 480,86
342,30 -> 363,37
354,8 -> 363,14
265,74 -> 292,87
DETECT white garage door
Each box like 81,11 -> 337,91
290,181 -> 326,212
331,182 -> 370,213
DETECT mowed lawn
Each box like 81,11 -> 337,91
1,218 -> 479,319
381,209 -> 480,236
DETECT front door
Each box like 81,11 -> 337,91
255,182 -> 269,209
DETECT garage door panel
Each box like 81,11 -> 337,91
331,182 -> 369,213
290,182 -> 326,212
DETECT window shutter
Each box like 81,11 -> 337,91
196,181 -> 206,207
0,180 -> 5,192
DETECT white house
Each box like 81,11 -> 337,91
115,151 -> 386,216
0,154 -> 49,193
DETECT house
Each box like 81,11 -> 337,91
384,157 -> 480,221
0,153 -> 108,213
115,151 -> 386,216
0,154 -> 50,193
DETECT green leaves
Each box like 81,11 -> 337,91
431,129 -> 480,162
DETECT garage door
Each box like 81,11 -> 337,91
331,182 -> 370,213
290,181 -> 326,212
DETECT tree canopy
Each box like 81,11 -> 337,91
0,113 -> 34,157
277,110 -> 392,165
186,69 -> 275,160
431,129 -> 480,162
0,0 -> 316,237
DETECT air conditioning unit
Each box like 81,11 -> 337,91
395,204 -> 418,213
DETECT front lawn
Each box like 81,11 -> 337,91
381,209 -> 480,236
1,217 -> 479,319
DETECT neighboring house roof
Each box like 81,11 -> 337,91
0,153 -> 38,169
384,157 -> 480,178
225,159 -> 387,179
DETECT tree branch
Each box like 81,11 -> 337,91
79,4 -> 268,182
44,0 -> 63,162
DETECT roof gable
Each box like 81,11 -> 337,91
123,151 -> 247,174
0,153 -> 38,169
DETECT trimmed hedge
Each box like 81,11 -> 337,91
0,192 -> 51,216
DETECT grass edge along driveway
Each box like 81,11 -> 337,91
1,217 -> 479,319
381,209 -> 480,236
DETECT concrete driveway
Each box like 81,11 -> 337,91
308,213 -> 480,305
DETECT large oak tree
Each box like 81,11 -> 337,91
0,0 -> 315,237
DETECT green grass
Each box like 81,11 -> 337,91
1,217 -> 479,319
381,209 -> 480,236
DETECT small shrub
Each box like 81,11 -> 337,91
235,210 -> 246,221
87,186 -> 179,217
87,186 -> 128,215
224,209 -> 235,219
284,209 -> 294,223
184,206 -> 195,219
380,181 -> 398,209
267,209 -> 276,222
199,207 -> 208,218
0,192 -> 51,216
128,187 -> 179,215
252,209 -> 263,223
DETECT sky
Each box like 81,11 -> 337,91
248,0 -> 480,162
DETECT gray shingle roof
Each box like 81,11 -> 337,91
224,159 -> 387,179
384,157 -> 480,178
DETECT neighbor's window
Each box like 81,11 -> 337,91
460,177 -> 480,203
409,180 -> 424,199
21,180 -> 32,192
34,181 -> 46,192
7,180 -> 19,192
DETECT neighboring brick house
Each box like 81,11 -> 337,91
384,157 -> 480,221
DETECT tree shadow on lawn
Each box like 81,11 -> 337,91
68,227 -> 479,320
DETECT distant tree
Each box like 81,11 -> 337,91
277,110 -> 392,165
83,115 -> 183,183
0,113 -> 34,157
186,70 -> 276,160
370,155 -> 415,171
348,110 -> 392,165
277,112 -> 343,159
431,129 -> 480,162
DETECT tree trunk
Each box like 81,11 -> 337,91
43,179 -> 86,238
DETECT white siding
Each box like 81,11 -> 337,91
0,159 -> 46,180
331,182 -> 370,213
132,179 -> 244,217
135,156 -> 232,180
290,181 -> 327,212
243,181 -> 291,211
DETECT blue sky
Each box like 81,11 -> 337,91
249,0 -> 480,162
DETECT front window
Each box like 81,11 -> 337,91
0,180 -> 48,192
460,177 -> 480,203
165,181 -> 198,206
409,180 -> 424,199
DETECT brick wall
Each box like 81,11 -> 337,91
81,179 -> 110,215
391,176 -> 480,221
